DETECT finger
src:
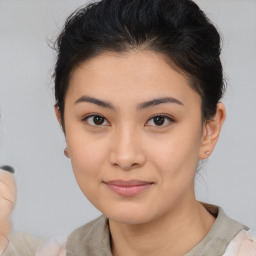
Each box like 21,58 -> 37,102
0,170 -> 16,204
0,167 -> 16,254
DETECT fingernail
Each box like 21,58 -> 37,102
0,165 -> 15,173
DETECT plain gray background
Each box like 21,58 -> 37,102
0,0 -> 255,238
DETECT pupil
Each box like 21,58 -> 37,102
154,116 -> 164,126
94,116 -> 104,125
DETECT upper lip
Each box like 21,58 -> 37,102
104,180 -> 154,186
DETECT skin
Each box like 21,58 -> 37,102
55,50 -> 226,256
0,170 -> 16,254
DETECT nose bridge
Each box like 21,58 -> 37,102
109,123 -> 145,170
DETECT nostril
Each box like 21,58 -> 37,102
0,166 -> 15,174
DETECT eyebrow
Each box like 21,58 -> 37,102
74,95 -> 184,110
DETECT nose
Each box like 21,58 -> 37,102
109,126 -> 146,171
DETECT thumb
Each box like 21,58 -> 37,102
0,166 -> 16,254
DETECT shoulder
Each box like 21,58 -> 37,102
67,215 -> 106,243
223,229 -> 256,256
65,215 -> 111,256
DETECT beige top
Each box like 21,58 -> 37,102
65,203 -> 248,256
3,203 -> 255,256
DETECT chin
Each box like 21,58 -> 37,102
101,205 -> 157,225
109,214 -> 152,225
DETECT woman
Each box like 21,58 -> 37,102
1,0 -> 256,255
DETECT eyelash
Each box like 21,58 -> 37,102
81,113 -> 175,128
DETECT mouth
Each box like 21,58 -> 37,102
103,180 -> 154,197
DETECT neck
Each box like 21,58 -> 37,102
109,198 -> 215,256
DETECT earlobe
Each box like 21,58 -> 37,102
199,103 -> 226,159
64,147 -> 70,158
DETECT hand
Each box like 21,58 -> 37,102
0,166 -> 16,254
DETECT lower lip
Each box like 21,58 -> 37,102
106,183 -> 153,197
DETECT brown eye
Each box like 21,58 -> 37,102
82,115 -> 109,126
153,116 -> 165,126
93,115 -> 105,125
146,115 -> 174,127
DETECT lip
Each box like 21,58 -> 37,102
103,180 -> 154,197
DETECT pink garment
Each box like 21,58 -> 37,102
35,237 -> 66,256
223,230 -> 256,256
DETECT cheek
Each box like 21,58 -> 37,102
65,130 -> 108,192
143,131 -> 201,211
146,123 -> 202,181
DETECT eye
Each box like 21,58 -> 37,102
145,114 -> 174,127
82,114 -> 109,126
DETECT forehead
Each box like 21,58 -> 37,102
66,50 -> 201,108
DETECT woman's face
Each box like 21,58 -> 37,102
62,50 -> 205,224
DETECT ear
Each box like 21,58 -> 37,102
54,105 -> 62,125
199,102 -> 226,159
55,105 -> 66,134
55,106 -> 69,157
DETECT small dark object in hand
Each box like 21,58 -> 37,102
0,165 -> 15,173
